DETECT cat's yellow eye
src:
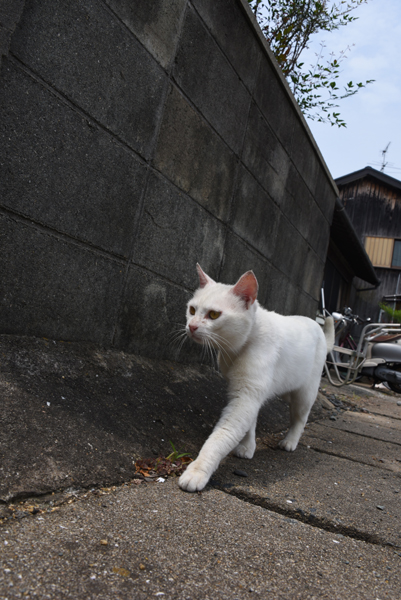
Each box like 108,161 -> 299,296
189,306 -> 196,315
208,310 -> 221,320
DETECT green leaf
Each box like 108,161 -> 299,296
252,0 -> 373,127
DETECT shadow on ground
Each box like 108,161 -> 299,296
0,334 -> 328,501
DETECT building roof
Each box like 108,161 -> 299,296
330,197 -> 380,286
335,166 -> 401,193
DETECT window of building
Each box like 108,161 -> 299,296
365,236 -> 401,269
392,240 -> 401,267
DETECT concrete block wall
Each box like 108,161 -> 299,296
0,0 -> 337,360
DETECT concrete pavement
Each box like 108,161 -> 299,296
1,335 -> 400,599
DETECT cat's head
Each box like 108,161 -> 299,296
186,264 -> 259,354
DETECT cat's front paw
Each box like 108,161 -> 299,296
278,437 -> 298,452
233,441 -> 256,459
178,460 -> 210,492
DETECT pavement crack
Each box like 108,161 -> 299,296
0,481 -> 138,526
317,421 -> 401,446
360,409 -> 401,422
301,444 -> 401,472
210,482 -> 400,550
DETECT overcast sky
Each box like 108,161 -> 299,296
299,0 -> 401,181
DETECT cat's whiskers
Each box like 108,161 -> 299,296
168,326 -> 188,358
206,331 -> 238,367
172,315 -> 238,368
209,330 -> 238,355
178,335 -> 189,357
188,331 -> 219,369
198,337 -> 206,363
168,327 -> 187,345
169,325 -> 220,366
206,328 -> 232,346
206,337 -> 219,369
200,338 -> 210,364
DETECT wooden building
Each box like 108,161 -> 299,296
323,196 -> 379,314
334,166 -> 401,321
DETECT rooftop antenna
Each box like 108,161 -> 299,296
381,142 -> 391,172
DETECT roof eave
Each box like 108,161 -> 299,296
335,166 -> 401,193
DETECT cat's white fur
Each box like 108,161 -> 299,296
179,264 -> 334,493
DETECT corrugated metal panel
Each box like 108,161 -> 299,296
365,236 -> 394,267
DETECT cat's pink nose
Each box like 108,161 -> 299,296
189,324 -> 198,334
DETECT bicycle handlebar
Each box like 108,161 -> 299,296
332,308 -> 371,326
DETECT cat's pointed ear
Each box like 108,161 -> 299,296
196,264 -> 216,289
232,271 -> 258,308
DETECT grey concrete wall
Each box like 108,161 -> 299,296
0,0 -> 336,360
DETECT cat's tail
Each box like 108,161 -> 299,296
323,316 -> 335,354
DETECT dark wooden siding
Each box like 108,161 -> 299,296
339,177 -> 401,240
338,174 -> 401,322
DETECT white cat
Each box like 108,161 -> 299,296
179,264 -> 334,492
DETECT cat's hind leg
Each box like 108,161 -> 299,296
233,418 -> 257,459
278,384 -> 317,452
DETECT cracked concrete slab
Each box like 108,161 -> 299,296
354,395 -> 401,420
2,334 -> 401,599
212,441 -> 401,548
323,410 -> 401,440
1,480 -> 401,600
322,381 -> 401,420
302,422 -> 401,473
